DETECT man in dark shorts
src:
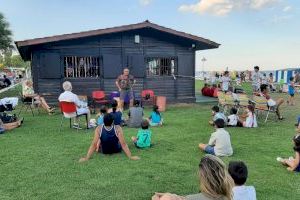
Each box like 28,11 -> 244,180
115,68 -> 136,109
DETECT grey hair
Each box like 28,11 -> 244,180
62,81 -> 72,92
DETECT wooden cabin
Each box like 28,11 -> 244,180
15,21 -> 220,104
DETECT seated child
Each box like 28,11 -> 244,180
97,105 -> 107,126
277,134 -> 300,172
201,83 -> 210,97
109,100 -> 123,126
228,161 -> 257,200
131,120 -> 152,148
149,105 -> 163,126
199,118 -> 233,157
127,100 -> 143,128
239,105 -> 257,128
210,84 -> 218,97
227,108 -> 239,127
209,105 -> 227,125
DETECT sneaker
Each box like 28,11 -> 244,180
72,124 -> 82,130
276,157 -> 284,162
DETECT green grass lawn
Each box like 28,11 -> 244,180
0,82 -> 300,200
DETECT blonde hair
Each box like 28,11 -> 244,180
25,80 -> 33,87
62,81 -> 72,91
199,155 -> 234,200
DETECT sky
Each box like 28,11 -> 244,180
0,0 -> 299,71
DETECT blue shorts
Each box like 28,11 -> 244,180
204,145 -> 215,155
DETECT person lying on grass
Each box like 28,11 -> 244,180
259,84 -> 284,120
79,113 -> 140,162
277,134 -> 300,172
131,120 -> 152,149
152,155 -> 234,200
0,117 -> 24,134
199,118 -> 233,157
228,161 -> 257,200
209,105 -> 227,126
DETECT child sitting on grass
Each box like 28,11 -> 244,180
127,100 -> 143,128
209,105 -> 227,125
149,105 -> 163,126
277,134 -> 300,172
227,107 -> 239,127
109,100 -> 123,126
239,105 -> 258,128
97,105 -> 107,126
228,161 -> 257,200
199,118 -> 233,157
131,120 -> 152,148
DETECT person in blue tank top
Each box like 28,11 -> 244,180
79,114 -> 140,162
277,134 -> 300,172
149,105 -> 163,126
109,100 -> 123,126
287,76 -> 295,106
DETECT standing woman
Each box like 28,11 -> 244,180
152,155 -> 234,200
23,80 -> 54,114
115,68 -> 136,110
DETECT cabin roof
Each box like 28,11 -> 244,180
15,20 -> 220,60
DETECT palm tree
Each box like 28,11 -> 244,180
0,12 -> 13,52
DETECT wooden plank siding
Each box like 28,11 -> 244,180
32,30 -> 197,104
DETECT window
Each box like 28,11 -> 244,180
146,57 -> 177,77
64,56 -> 100,78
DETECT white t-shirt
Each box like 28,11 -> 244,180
244,112 -> 258,128
233,186 -> 257,200
208,128 -> 233,156
58,91 -> 89,115
221,76 -> 231,91
213,112 -> 227,124
58,91 -> 81,106
261,76 -> 268,84
228,114 -> 239,126
251,72 -> 261,86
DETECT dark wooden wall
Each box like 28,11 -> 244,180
31,29 -> 196,104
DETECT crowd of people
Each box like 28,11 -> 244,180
1,66 -> 300,199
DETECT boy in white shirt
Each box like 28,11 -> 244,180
228,108 -> 240,127
199,118 -> 233,157
228,161 -> 257,200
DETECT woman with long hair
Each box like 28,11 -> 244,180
152,155 -> 234,200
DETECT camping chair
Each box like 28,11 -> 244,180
92,91 -> 109,114
59,101 -> 88,131
252,96 -> 276,123
18,93 -> 40,117
141,89 -> 155,107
